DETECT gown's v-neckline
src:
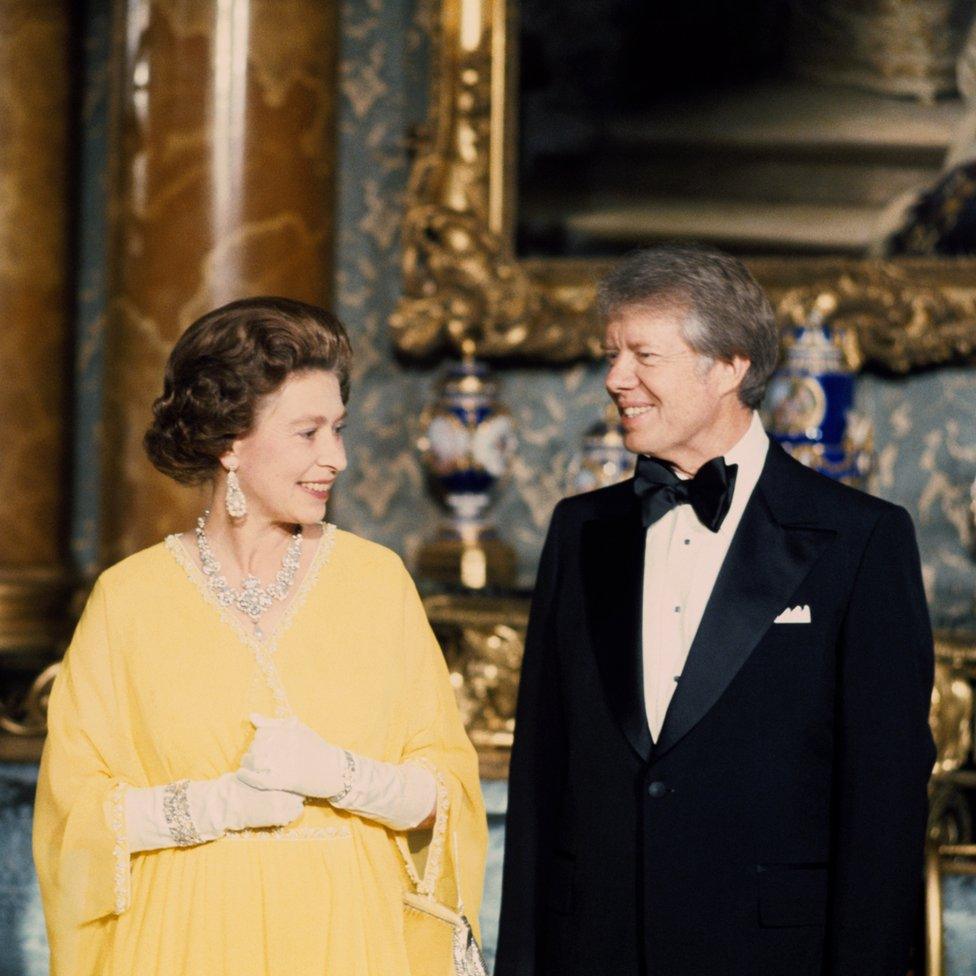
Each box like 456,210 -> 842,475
164,525 -> 337,717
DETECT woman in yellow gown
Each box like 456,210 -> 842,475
33,298 -> 487,976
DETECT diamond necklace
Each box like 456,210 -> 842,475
194,511 -> 303,635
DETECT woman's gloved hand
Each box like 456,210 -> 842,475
193,772 -> 305,835
238,713 -> 437,831
124,772 -> 304,853
237,714 -> 347,799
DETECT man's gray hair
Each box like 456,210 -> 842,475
596,244 -> 780,410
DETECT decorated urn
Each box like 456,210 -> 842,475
566,403 -> 635,495
416,341 -> 517,589
764,294 -> 873,486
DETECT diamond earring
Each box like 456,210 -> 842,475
225,469 -> 247,519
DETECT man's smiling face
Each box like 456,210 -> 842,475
604,305 -> 733,470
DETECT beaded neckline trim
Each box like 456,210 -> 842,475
164,524 -> 337,717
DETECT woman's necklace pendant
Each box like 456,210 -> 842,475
195,512 -> 303,632
238,575 -> 273,620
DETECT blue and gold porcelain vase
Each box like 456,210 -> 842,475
764,295 -> 873,487
416,342 -> 518,589
566,403 -> 635,495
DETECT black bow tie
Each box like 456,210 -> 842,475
633,455 -> 738,532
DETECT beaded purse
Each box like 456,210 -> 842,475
398,830 -> 488,976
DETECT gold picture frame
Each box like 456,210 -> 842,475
391,0 -> 976,369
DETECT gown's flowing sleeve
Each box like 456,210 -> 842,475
33,577 -> 137,954
396,568 -> 488,935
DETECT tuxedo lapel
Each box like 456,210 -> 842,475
582,496 -> 653,763
654,448 -> 836,758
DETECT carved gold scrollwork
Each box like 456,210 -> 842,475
394,204 -> 554,357
454,622 -> 523,747
394,0 -> 976,368
423,591 -> 528,777
930,660 -> 973,777
774,262 -> 976,373
391,0 -> 598,361
927,634 -> 976,847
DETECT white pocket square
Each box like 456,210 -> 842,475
774,604 -> 811,624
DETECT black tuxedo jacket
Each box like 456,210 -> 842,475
495,440 -> 935,976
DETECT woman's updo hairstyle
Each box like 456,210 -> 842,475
145,296 -> 352,485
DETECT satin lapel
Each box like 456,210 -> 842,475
654,483 -> 835,759
581,501 -> 652,763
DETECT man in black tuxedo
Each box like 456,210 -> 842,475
494,245 -> 935,976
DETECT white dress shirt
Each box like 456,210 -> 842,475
641,412 -> 769,740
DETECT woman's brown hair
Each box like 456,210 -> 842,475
144,297 -> 353,485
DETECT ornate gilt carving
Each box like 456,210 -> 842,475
393,0 -> 976,370
930,659 -> 973,777
770,261 -> 976,373
927,633 -> 976,848
423,591 -> 528,777
391,0 -> 598,361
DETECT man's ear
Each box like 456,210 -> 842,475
716,355 -> 751,397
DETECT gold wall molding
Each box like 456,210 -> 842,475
393,0 -> 976,369
102,0 -> 340,563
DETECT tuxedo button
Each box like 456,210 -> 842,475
647,781 -> 667,798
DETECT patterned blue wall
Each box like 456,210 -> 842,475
858,369 -> 976,629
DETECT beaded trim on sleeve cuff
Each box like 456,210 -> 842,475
326,750 -> 357,805
108,782 -> 131,915
396,759 -> 449,897
163,779 -> 203,847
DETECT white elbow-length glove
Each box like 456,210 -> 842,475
237,713 -> 437,831
124,772 -> 304,853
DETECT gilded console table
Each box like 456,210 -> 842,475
423,590 -> 530,779
925,630 -> 976,975
929,630 -> 976,843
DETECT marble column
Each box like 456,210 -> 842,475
102,0 -> 339,562
0,0 -> 73,706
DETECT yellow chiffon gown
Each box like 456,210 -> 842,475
33,526 -> 487,976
